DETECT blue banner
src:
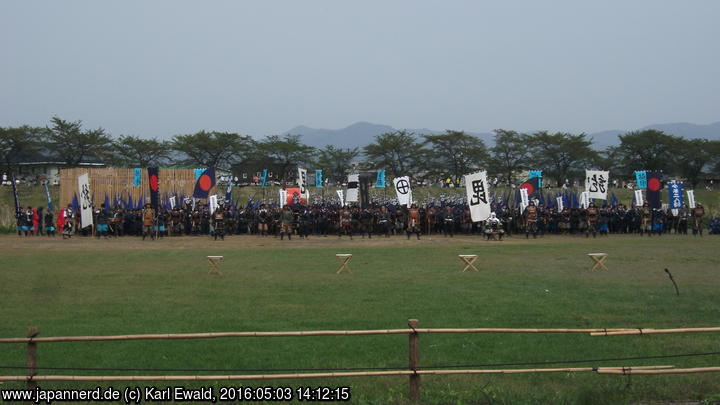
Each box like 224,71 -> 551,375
261,169 -> 268,187
195,168 -> 205,181
315,170 -> 323,188
43,181 -> 54,212
375,170 -> 385,188
635,170 -> 647,188
529,170 -> 542,188
668,181 -> 683,209
133,168 -> 141,187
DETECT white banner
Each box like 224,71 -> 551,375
393,176 -> 412,207
556,196 -> 564,211
585,170 -> 609,200
580,191 -> 590,208
297,168 -> 307,196
279,189 -> 287,208
169,196 -> 176,209
78,173 -> 93,228
336,189 -> 344,207
519,187 -> 529,212
209,194 -> 218,214
687,189 -> 695,208
464,171 -> 491,222
346,174 -> 359,202
634,189 -> 644,207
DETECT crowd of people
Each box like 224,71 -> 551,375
16,197 -> 719,240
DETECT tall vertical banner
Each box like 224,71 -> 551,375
315,170 -> 323,188
11,174 -> 20,222
78,173 -> 94,228
585,170 -> 609,200
346,174 -> 359,203
646,171 -> 662,209
579,191 -> 590,209
529,170 -> 542,189
375,170 -> 386,188
43,181 -> 54,212
668,182 -> 683,209
635,170 -> 647,189
634,189 -> 644,206
687,190 -> 695,208
148,167 -> 159,211
297,168 -> 307,196
133,168 -> 141,187
519,187 -> 529,212
169,196 -> 176,209
279,190 -> 287,208
464,171 -> 491,222
393,176 -> 412,207
209,195 -> 218,214
336,190 -> 344,207
556,196 -> 564,211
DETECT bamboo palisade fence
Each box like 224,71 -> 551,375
2,321 -> 720,402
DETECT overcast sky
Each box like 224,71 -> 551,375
2,1 -> 718,139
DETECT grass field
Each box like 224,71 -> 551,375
1,233 -> 719,404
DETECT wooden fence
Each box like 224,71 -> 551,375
1,321 -> 719,402
59,168 -> 207,209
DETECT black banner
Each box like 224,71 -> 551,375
646,171 -> 662,209
359,173 -> 373,208
11,173 -> 20,231
148,167 -> 159,210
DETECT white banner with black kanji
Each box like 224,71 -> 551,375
464,171 -> 491,222
585,170 -> 609,200
78,173 -> 93,228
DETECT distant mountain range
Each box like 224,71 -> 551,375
283,121 -> 720,150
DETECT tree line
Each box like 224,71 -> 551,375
1,117 -> 719,187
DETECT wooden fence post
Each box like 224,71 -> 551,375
26,327 -> 39,390
408,319 -> 420,402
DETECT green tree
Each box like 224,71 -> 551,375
489,129 -> 529,185
317,145 -> 359,183
112,135 -> 170,167
528,131 -> 598,186
46,117 -> 114,166
422,130 -> 488,180
0,125 -> 45,173
362,131 -> 422,177
172,130 -> 253,170
254,134 -> 316,182
674,138 -> 718,187
615,129 -> 680,175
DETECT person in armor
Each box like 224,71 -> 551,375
44,209 -> 56,237
62,204 -> 74,239
212,205 -> 225,240
652,208 -> 665,236
142,203 -> 155,240
598,206 -> 610,236
523,201 -> 538,239
257,204 -> 269,236
298,208 -> 312,239
95,203 -> 110,238
360,207 -> 374,239
442,206 -> 455,238
585,202 -> 599,238
111,205 -> 124,237
156,208 -> 168,238
484,212 -> 505,241
377,206 -> 392,237
337,205 -> 353,239
677,204 -> 689,235
20,206 -> 34,236
407,204 -> 421,240
639,202 -> 652,236
279,205 -> 294,240
692,203 -> 705,236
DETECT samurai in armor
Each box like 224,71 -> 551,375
639,202 -> 652,236
212,206 -> 225,240
524,201 -> 538,239
377,206 -> 392,237
142,203 -> 155,240
407,204 -> 421,240
280,205 -> 294,240
692,203 -> 705,236
585,202 -> 599,238
484,212 -> 505,241
442,206 -> 455,238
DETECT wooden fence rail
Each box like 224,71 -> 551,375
2,321 -> 719,402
